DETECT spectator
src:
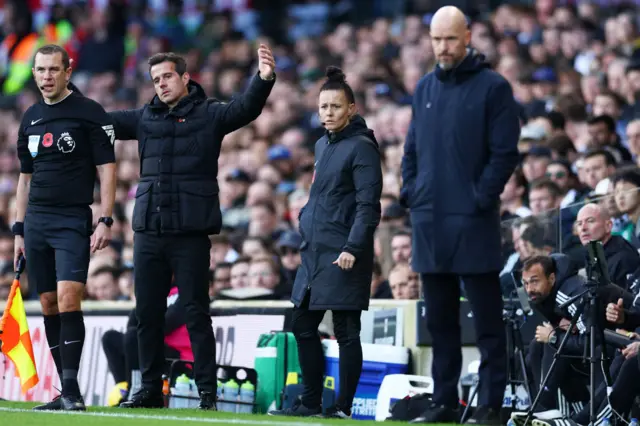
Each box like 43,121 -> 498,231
212,233 -> 239,266
230,256 -> 251,289
581,149 -> 618,191
86,265 -> 121,301
522,146 -> 552,183
587,115 -> 632,163
612,168 -> 640,247
626,119 -> 640,164
381,202 -> 408,228
288,189 -> 309,230
248,200 -> 287,241
275,230 -> 302,289
118,265 -> 134,301
528,178 -> 562,216
500,169 -> 531,221
370,260 -> 392,299
390,228 -> 412,266
388,263 -> 420,300
210,262 -> 232,299
242,235 -> 273,259
248,255 -> 289,299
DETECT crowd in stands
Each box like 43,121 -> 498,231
0,0 -> 639,304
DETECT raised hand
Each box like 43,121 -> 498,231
257,44 -> 276,80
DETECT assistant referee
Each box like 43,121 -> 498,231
13,44 -> 117,411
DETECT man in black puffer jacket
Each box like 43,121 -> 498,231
108,46 -> 276,410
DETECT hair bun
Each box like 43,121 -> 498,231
325,66 -> 347,83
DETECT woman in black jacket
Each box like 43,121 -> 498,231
269,67 -> 383,419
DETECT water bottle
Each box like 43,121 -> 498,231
238,381 -> 255,414
188,378 -> 199,408
216,380 -> 223,407
221,379 -> 239,412
630,418 -> 639,426
172,374 -> 191,408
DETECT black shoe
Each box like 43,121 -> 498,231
268,400 -> 322,417
466,406 -> 501,425
119,390 -> 164,409
61,395 -> 86,411
32,394 -> 62,411
410,403 -> 459,423
321,405 -> 351,419
198,392 -> 217,410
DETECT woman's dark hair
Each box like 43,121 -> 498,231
320,66 -> 355,104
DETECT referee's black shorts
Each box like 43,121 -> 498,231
24,205 -> 92,294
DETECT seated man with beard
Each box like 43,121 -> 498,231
533,278 -> 640,426
510,254 -> 634,426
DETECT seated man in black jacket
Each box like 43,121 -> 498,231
511,254 -> 635,426
575,203 -> 640,292
532,295 -> 640,426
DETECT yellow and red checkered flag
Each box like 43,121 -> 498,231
0,255 -> 38,393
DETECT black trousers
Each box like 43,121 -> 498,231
133,232 -> 216,394
527,340 -> 591,413
571,351 -> 625,424
291,291 -> 363,412
102,327 -> 180,385
421,272 -> 507,409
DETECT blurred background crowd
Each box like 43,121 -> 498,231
0,0 -> 638,304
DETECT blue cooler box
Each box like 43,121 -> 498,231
322,340 -> 409,420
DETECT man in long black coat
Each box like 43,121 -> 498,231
401,6 -> 520,425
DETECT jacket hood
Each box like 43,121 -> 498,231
149,79 -> 207,111
435,48 -> 491,82
326,114 -> 379,148
551,253 -> 581,283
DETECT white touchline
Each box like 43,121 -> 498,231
0,407 -> 326,426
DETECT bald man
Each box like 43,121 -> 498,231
401,6 -> 520,424
575,203 -> 640,291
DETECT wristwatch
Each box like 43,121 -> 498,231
98,217 -> 114,228
11,221 -> 24,237
549,333 -> 557,345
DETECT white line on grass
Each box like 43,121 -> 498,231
0,407 -> 327,426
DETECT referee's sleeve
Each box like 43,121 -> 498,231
16,120 -> 33,173
90,107 -> 116,166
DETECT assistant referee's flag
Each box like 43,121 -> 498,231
0,255 -> 39,393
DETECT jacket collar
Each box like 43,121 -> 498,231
149,79 -> 208,115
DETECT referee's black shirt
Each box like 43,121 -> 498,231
17,90 -> 116,208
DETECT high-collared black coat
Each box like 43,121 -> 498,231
401,51 -> 520,274
291,116 -> 383,311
